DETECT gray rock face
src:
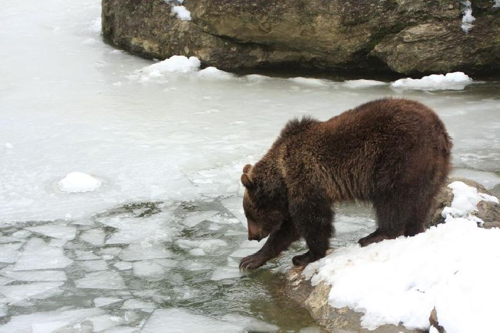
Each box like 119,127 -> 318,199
102,0 -> 500,75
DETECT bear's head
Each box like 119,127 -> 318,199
241,163 -> 287,241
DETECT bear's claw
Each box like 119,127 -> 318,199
239,254 -> 266,270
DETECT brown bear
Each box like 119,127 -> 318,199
239,98 -> 452,270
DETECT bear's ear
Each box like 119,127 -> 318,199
242,164 -> 252,174
241,173 -> 254,189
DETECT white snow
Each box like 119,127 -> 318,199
75,271 -> 126,289
461,1 -> 475,33
442,181 -> 499,223
13,238 -> 73,270
142,308 -> 244,333
391,72 -> 473,91
171,5 -> 191,21
198,67 -> 234,80
342,79 -> 386,89
58,172 -> 102,193
140,55 -> 200,78
303,184 -> 500,332
4,143 -> 13,149
289,77 -> 329,87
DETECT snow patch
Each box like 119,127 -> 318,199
172,6 -> 191,21
391,72 -> 473,91
461,1 -> 475,33
342,79 -> 387,89
58,172 -> 102,193
198,67 -> 234,80
140,56 -> 200,80
442,181 -> 499,223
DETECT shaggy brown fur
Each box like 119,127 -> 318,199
240,98 -> 452,269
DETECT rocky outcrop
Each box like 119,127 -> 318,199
102,0 -> 500,75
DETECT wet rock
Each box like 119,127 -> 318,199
429,177 -> 500,227
102,0 -> 500,75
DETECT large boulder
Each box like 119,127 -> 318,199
102,0 -> 500,75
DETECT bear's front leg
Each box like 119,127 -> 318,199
240,221 -> 299,270
290,200 -> 333,267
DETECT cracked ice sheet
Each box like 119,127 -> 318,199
25,224 -> 76,240
0,282 -> 64,304
97,212 -> 174,245
0,243 -> 23,264
0,268 -> 66,282
119,243 -> 172,261
80,228 -> 105,246
13,238 -> 73,271
0,308 -> 105,333
75,271 -> 126,289
142,308 -> 244,333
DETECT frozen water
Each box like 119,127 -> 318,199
78,260 -> 108,272
25,224 -> 77,240
88,314 -> 123,332
75,271 -> 126,290
0,269 -> 67,282
121,299 -> 156,310
0,282 -> 64,304
198,67 -> 234,80
119,243 -> 172,261
142,308 -> 244,333
0,308 -> 105,333
177,239 -> 228,254
58,172 -> 103,193
221,314 -> 279,332
0,244 -> 23,264
210,266 -> 243,281
14,238 -> 73,270
182,210 -> 218,227
132,261 -> 166,280
80,228 -> 105,246
74,250 -> 101,261
114,261 -> 133,271
97,213 -> 173,245
94,297 -> 123,308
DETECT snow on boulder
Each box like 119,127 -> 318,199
142,56 -> 200,76
391,72 -> 473,91
172,6 -> 191,21
300,182 -> 500,332
58,172 -> 102,193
